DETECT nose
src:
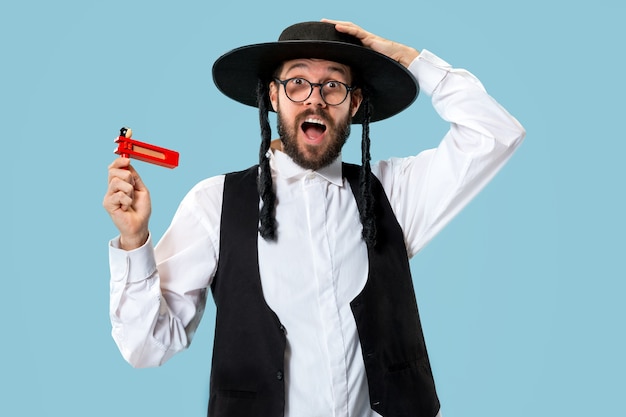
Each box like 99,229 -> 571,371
305,84 -> 327,108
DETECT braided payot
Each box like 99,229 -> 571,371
257,80 -> 277,240
358,92 -> 377,248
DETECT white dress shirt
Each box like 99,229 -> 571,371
109,50 -> 525,417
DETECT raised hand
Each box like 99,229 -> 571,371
322,19 -> 420,68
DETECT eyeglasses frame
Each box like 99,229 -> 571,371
273,77 -> 357,106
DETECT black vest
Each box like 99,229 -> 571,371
209,163 -> 440,417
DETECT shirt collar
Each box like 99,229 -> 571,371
269,149 -> 344,187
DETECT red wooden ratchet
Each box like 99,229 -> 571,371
114,127 -> 179,169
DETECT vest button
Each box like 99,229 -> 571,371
276,370 -> 284,380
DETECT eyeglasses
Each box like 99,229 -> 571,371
274,77 -> 356,106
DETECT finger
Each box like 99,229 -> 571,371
103,188 -> 134,213
129,167 -> 148,193
323,19 -> 385,54
106,176 -> 135,205
109,175 -> 135,194
321,18 -> 356,28
107,166 -> 135,190
114,191 -> 133,211
107,158 -> 148,190
108,156 -> 131,171
322,19 -> 370,38
107,158 -> 135,183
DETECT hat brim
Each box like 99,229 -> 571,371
212,40 -> 418,123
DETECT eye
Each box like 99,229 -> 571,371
291,78 -> 306,86
326,81 -> 340,89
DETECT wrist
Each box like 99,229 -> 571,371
120,231 -> 149,251
399,47 -> 420,68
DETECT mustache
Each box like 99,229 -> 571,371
297,108 -> 332,125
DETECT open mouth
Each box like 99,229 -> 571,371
301,118 -> 327,142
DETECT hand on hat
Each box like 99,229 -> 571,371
321,19 -> 420,69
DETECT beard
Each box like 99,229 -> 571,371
277,108 -> 351,171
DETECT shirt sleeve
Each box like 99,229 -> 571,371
373,49 -> 526,258
109,175 -> 225,367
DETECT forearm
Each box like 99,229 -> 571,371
414,49 -> 525,149
378,50 -> 526,256
109,235 -> 191,367
110,234 -> 213,369
108,178 -> 223,367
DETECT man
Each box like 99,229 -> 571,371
104,19 -> 525,417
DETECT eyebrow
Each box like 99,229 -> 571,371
282,62 -> 349,79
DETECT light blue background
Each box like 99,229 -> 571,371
2,0 -> 624,416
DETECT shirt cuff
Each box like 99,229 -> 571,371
408,49 -> 452,97
109,233 -> 157,283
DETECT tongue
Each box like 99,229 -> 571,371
303,123 -> 325,140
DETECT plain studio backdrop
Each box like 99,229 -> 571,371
2,1 -> 624,416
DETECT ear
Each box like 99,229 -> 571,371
269,81 -> 279,112
350,88 -> 363,118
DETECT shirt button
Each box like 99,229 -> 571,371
276,370 -> 284,380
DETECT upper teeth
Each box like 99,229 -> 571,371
305,118 -> 325,126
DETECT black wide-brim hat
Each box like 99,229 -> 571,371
212,21 -> 419,124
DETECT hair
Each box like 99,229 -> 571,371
357,90 -> 377,248
256,79 -> 377,248
257,79 -> 277,240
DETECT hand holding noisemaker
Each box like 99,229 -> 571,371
114,127 -> 180,169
